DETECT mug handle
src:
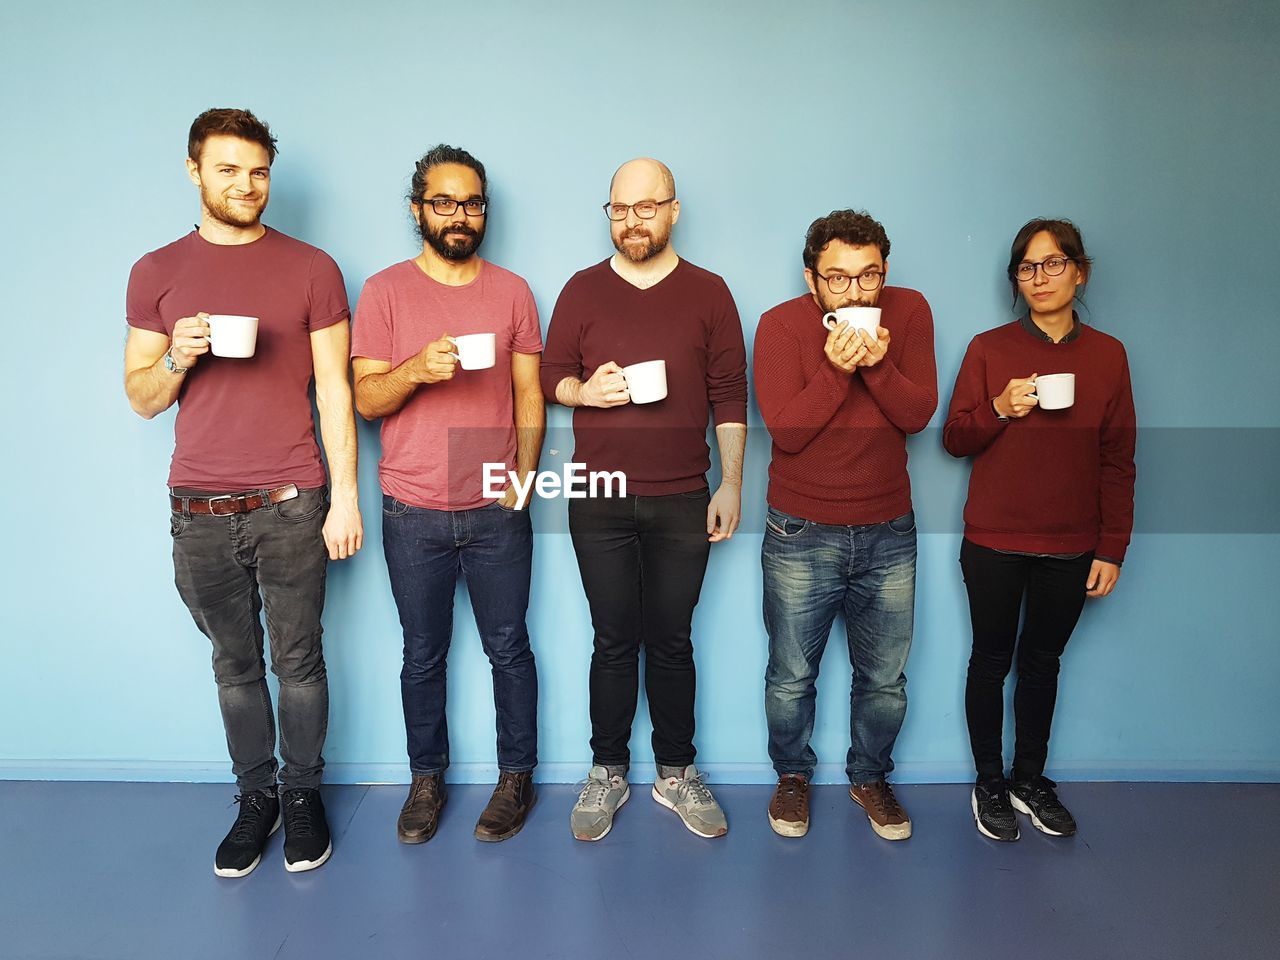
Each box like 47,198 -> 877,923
822,312 -> 839,331
445,336 -> 460,363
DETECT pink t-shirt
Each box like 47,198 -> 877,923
351,259 -> 543,510
126,228 -> 349,490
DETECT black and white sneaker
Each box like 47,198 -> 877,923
281,788 -> 332,872
1009,776 -> 1077,836
214,790 -> 281,878
971,777 -> 1019,842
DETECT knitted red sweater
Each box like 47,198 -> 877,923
942,320 -> 1136,561
753,289 -> 938,525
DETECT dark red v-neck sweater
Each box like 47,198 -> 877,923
753,288 -> 938,524
943,320 -> 1136,561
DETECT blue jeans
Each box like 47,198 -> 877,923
382,496 -> 538,775
762,506 -> 917,784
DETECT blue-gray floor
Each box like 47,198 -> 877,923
1,781 -> 1276,960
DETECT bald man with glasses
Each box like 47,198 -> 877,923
541,158 -> 748,842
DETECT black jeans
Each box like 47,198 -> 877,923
568,489 -> 712,769
170,487 -> 330,792
960,538 -> 1093,781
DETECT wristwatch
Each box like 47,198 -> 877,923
164,348 -> 188,375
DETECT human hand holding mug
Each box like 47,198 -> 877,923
169,313 -> 212,370
411,334 -> 458,384
994,373 -> 1039,419
581,361 -> 630,407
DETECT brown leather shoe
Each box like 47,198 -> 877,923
768,773 -> 810,838
474,771 -> 536,842
397,774 -> 446,844
849,779 -> 912,840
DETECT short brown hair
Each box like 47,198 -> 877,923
803,210 -> 891,270
187,108 -> 278,165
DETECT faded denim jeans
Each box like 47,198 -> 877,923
170,486 -> 330,793
762,506 -> 917,784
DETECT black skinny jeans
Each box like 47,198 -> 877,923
960,538 -> 1093,782
568,489 -> 712,769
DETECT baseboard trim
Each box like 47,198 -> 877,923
2,759 -> 1277,784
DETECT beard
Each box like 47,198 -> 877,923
419,214 -> 484,261
612,223 -> 671,263
202,187 -> 266,228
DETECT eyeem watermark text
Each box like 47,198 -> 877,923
483,463 -> 627,509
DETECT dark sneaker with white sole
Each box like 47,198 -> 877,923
214,790 -> 281,878
282,788 -> 332,872
1009,776 -> 1077,836
972,777 -> 1019,842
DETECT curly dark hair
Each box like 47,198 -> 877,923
408,144 -> 488,202
1007,218 -> 1093,301
187,108 -> 277,165
803,209 -> 890,270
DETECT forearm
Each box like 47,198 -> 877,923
316,385 -> 359,499
513,387 -> 546,482
125,355 -> 183,419
862,358 -> 938,435
354,360 -> 423,419
554,376 -> 590,408
714,422 -> 746,485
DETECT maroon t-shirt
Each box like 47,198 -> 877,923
540,259 -> 748,495
126,228 -> 349,490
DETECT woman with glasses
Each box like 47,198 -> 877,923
942,219 -> 1136,841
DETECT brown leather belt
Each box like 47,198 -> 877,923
170,483 -> 300,516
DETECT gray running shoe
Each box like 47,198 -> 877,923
570,766 -> 630,841
651,764 -> 728,838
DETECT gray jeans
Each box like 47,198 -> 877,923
170,486 -> 330,792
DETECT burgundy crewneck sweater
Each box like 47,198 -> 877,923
540,258 -> 748,495
753,288 -> 938,525
942,320 -> 1136,561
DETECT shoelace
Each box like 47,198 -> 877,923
576,775 -> 612,809
228,793 -> 272,843
675,772 -> 715,807
282,790 -> 317,838
409,777 -> 439,804
775,778 -> 808,816
869,782 -> 903,817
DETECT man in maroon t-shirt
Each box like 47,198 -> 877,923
352,145 -> 545,846
753,210 -> 938,843
542,158 -> 748,842
124,109 -> 362,878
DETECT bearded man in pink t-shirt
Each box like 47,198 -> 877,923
352,145 -> 545,846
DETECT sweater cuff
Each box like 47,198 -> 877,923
1094,540 -> 1128,564
712,401 -> 748,426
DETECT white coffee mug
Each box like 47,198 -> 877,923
822,305 -> 881,336
622,359 -> 668,404
447,333 -> 496,371
1031,373 -> 1075,410
207,314 -> 259,358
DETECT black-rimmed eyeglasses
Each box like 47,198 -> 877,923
1014,257 -> 1073,281
813,268 -> 885,295
603,198 -> 675,221
418,197 -> 487,217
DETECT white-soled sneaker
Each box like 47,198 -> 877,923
571,766 -> 630,841
651,764 -> 728,838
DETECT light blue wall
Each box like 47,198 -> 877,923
2,0 -> 1277,783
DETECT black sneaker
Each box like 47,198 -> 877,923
1009,776 -> 1077,836
214,790 -> 281,878
281,788 -> 332,872
971,777 -> 1019,842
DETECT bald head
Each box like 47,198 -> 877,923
610,157 -> 676,201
